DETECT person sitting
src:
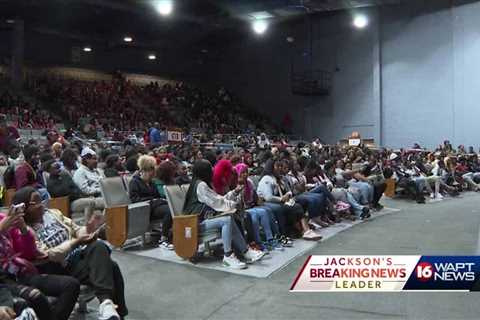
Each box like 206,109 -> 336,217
183,160 -> 265,269
103,154 -> 124,178
59,148 -> 78,177
0,205 -> 80,320
44,160 -> 104,219
234,163 -> 282,251
129,155 -> 173,249
14,146 -> 49,201
72,147 -> 103,198
257,159 -> 322,242
175,161 -> 191,185
13,187 -> 128,320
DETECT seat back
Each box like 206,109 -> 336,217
122,175 -> 133,194
164,184 -> 190,217
49,196 -> 70,217
100,177 -> 131,208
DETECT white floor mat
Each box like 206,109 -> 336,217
124,207 -> 401,278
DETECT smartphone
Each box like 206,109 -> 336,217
11,203 -> 25,215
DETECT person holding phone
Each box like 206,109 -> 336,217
11,187 -> 128,320
0,204 -> 80,320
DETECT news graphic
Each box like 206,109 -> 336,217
290,256 -> 480,292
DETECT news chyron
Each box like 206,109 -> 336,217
290,256 -> 480,292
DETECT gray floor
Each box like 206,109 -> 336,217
86,193 -> 480,320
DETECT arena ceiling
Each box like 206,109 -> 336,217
0,0 -> 406,53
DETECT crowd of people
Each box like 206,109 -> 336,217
0,90 -> 59,130
24,73 -> 278,140
0,75 -> 479,319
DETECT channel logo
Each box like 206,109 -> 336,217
290,255 -> 480,292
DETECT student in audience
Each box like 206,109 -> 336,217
0,114 -> 20,156
234,163 -> 282,251
44,160 -> 104,218
183,160 -> 265,269
59,148 -> 78,177
0,205 -> 80,320
175,162 -> 191,185
72,147 -> 103,197
257,159 -> 322,242
13,187 -> 128,320
129,155 -> 173,249
14,146 -> 40,191
103,154 -> 124,178
51,143 -> 62,161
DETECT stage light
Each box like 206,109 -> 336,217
148,54 -> 157,60
353,15 -> 368,29
252,19 -> 268,35
83,47 -> 92,52
155,0 -> 173,16
124,36 -> 133,42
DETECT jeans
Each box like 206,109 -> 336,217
199,215 -> 247,254
151,203 -> 173,239
262,202 -> 304,236
246,206 -> 274,243
18,274 -> 80,320
295,193 -> 325,218
309,184 -> 335,203
349,181 -> 373,205
71,197 -> 105,217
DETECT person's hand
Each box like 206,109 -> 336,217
281,193 -> 291,203
75,233 -> 97,246
86,212 -> 105,234
234,185 -> 244,194
0,307 -> 15,320
0,206 -> 26,234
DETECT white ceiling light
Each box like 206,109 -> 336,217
148,54 -> 157,60
124,36 -> 133,42
155,0 -> 173,16
83,47 -> 92,52
252,19 -> 268,35
353,15 -> 368,29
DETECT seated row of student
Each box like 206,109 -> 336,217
183,160 -> 266,269
9,187 -> 128,320
257,159 -> 323,242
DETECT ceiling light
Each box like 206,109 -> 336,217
155,0 -> 173,16
6,19 -> 14,24
148,54 -> 157,60
124,36 -> 133,42
353,15 -> 368,29
252,19 -> 268,35
83,47 -> 92,52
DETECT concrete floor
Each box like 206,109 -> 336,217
101,193 -> 480,320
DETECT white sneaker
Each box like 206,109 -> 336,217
430,193 -> 435,199
159,240 -> 174,250
223,254 -> 247,269
436,193 -> 444,199
243,248 -> 266,263
98,299 -> 120,320
303,230 -> 323,241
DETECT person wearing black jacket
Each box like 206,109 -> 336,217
128,155 -> 172,248
44,160 -> 104,218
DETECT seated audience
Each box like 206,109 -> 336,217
183,160 -> 265,269
13,187 -> 128,320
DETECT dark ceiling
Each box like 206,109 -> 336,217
0,0 -> 405,53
